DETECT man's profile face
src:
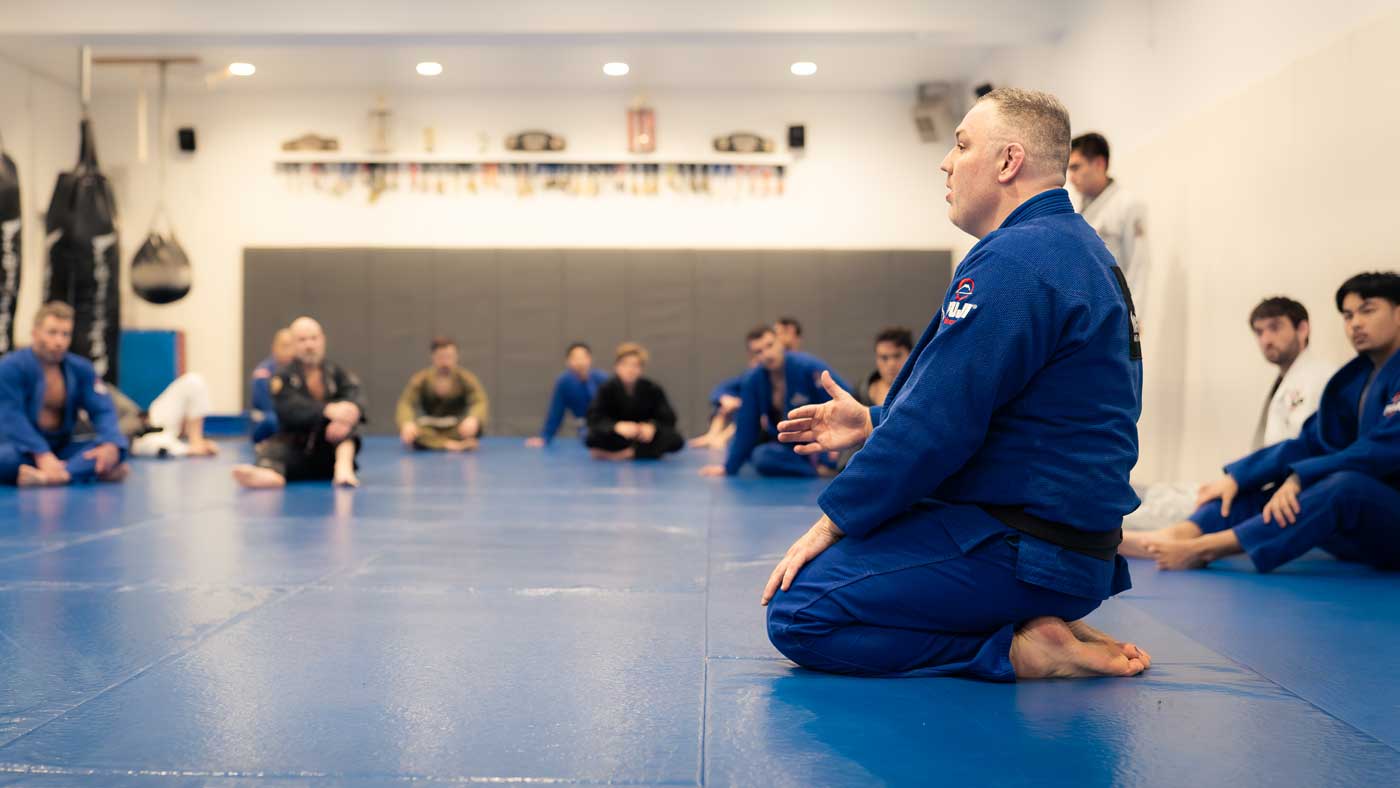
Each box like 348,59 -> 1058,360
1252,317 -> 1304,367
431,345 -> 459,372
1066,150 -> 1108,198
566,347 -> 592,377
939,101 -> 1003,236
31,317 -> 73,363
291,321 -> 326,366
875,340 -> 909,382
1341,293 -> 1400,353
748,331 -> 785,372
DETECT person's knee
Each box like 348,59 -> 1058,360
1309,470 -> 1371,497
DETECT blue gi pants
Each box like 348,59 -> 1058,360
1190,470 -> 1400,573
766,506 -> 1104,681
0,439 -> 128,485
251,412 -> 278,444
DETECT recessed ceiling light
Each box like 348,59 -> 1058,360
790,61 -> 818,77
416,61 -> 443,77
228,62 -> 256,77
603,62 -> 630,77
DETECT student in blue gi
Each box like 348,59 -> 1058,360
250,327 -> 294,443
525,342 -> 610,448
1131,271 -> 1400,572
761,88 -> 1151,680
699,325 -> 850,478
0,301 -> 129,486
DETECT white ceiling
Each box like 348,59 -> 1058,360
0,0 -> 1080,94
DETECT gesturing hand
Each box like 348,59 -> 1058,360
761,516 -> 845,606
1195,474 -> 1240,517
777,371 -> 871,455
1263,474 -> 1303,527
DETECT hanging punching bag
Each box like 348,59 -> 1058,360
0,133 -> 20,356
46,118 -> 120,383
131,63 -> 191,305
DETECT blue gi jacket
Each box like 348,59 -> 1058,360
539,369 -> 610,443
1227,350 -> 1400,490
725,352 -> 850,476
0,348 -> 127,452
251,355 -> 277,414
709,374 -> 744,408
819,189 -> 1141,598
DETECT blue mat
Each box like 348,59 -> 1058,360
0,437 -> 1395,786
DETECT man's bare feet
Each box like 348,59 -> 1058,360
16,465 -> 58,487
1119,520 -> 1203,559
589,447 -> 636,462
333,464 -> 359,488
687,435 -> 712,449
1010,617 -> 1147,679
233,464 -> 287,489
188,439 -> 219,457
1066,619 -> 1152,670
98,464 -> 130,483
1149,538 -> 1212,571
444,439 -> 479,453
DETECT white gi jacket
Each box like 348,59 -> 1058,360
1079,180 -> 1150,311
1254,349 -> 1337,450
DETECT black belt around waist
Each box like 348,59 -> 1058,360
981,505 -> 1122,561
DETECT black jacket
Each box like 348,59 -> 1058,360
586,377 -> 677,434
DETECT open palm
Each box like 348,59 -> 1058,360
776,371 -> 871,454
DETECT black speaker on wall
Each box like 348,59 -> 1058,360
787,124 -> 805,151
177,127 -> 197,153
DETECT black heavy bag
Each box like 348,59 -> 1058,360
131,211 -> 191,304
0,136 -> 20,356
46,118 -> 120,383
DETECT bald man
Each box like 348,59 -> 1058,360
763,88 -> 1149,681
233,317 -> 365,488
250,328 -> 294,443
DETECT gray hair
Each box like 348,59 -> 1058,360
977,87 -> 1071,176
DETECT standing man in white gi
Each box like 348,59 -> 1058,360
1067,133 -> 1150,310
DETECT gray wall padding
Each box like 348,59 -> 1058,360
244,248 -> 952,437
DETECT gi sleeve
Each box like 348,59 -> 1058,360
273,372 -> 325,432
77,371 -> 128,449
818,252 -> 1064,538
0,361 -> 49,454
1289,407 -> 1400,486
539,376 -> 568,443
251,367 -> 275,414
332,366 -> 367,421
462,370 -> 490,426
723,373 -> 764,476
395,373 -> 423,428
1225,414 -> 1326,491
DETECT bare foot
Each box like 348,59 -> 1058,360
188,439 -> 219,457
233,464 -> 287,489
16,465 -> 58,487
1120,521 -> 1202,559
589,448 -> 635,462
1010,617 -> 1147,679
1067,619 -> 1152,670
1149,538 -> 1212,571
333,465 -> 359,488
445,439 -> 479,453
687,435 -> 712,449
98,464 -> 130,483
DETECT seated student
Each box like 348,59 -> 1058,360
689,360 -> 757,449
232,317 -> 365,488
0,301 -> 128,486
109,374 -> 219,458
396,336 -> 489,452
1245,297 -> 1336,450
525,342 -> 610,448
856,327 -> 913,407
1128,272 -> 1400,572
700,325 -> 849,478
251,328 -> 294,443
774,316 -> 804,352
585,342 -> 685,461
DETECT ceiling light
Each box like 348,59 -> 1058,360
603,62 -> 630,77
790,61 -> 818,77
228,62 -> 256,77
416,61 -> 443,77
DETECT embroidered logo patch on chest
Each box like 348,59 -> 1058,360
943,277 -> 979,325
1385,392 -> 1400,418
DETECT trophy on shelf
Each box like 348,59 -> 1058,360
368,96 -> 393,154
627,98 -> 655,154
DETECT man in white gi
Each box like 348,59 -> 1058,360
1067,133 -> 1150,309
1248,297 -> 1335,450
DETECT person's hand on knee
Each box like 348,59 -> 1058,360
1195,474 -> 1239,517
1262,474 -> 1303,527
762,515 -> 845,606
637,422 -> 657,444
82,443 -> 121,476
326,420 -> 353,445
458,417 -> 481,439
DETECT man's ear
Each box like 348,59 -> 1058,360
998,143 -> 1026,183
1297,319 -> 1310,348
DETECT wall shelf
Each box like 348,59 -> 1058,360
273,151 -> 795,167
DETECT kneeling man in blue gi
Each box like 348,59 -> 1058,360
0,301 -> 128,486
762,88 -> 1151,680
700,325 -> 849,479
1129,271 -> 1400,572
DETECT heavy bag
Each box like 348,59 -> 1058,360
46,118 -> 120,383
0,141 -> 19,356
131,214 -> 191,304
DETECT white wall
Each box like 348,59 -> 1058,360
981,0 -> 1400,482
0,54 -> 81,350
80,87 -> 962,412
